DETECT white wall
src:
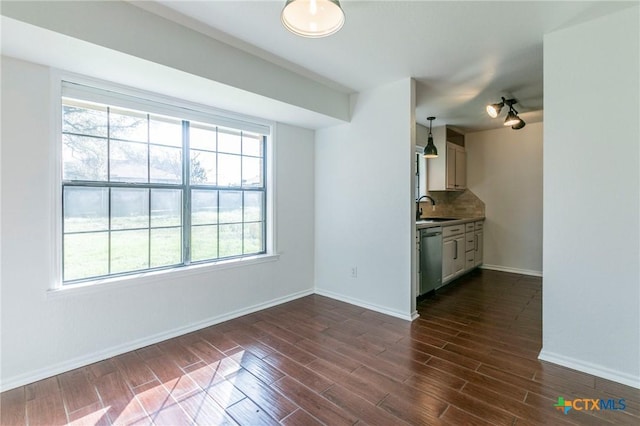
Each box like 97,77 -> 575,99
1,1 -> 349,124
466,123 -> 543,276
0,56 -> 316,390
542,6 -> 640,388
315,78 -> 416,320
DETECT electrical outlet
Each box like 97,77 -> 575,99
350,267 -> 358,278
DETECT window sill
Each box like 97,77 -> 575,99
47,253 -> 280,299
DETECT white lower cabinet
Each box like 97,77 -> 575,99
442,227 -> 465,285
442,220 -> 484,285
474,229 -> 483,267
464,227 -> 475,272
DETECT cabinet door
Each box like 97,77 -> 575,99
442,238 -> 456,283
455,149 -> 466,189
453,235 -> 465,276
446,144 -> 457,190
474,230 -> 484,267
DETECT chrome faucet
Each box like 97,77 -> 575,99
416,195 -> 436,220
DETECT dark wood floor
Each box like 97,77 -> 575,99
2,270 -> 639,425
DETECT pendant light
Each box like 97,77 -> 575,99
281,0 -> 345,38
423,117 -> 438,158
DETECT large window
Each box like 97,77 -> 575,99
61,83 -> 268,284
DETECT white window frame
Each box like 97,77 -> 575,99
415,146 -> 428,199
49,71 -> 277,295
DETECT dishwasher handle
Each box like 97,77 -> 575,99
423,231 -> 442,237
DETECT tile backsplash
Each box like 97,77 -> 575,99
418,190 -> 485,219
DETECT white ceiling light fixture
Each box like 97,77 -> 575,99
281,0 -> 345,38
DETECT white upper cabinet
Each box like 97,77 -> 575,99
425,126 -> 467,191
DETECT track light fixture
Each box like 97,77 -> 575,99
281,0 -> 345,38
423,117 -> 438,158
486,97 -> 526,130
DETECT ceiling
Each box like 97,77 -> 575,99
143,0 -> 633,132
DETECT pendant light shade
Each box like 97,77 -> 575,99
281,0 -> 345,38
423,117 -> 438,158
423,137 -> 438,158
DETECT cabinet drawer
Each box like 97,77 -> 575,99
475,221 -> 484,230
465,233 -> 475,252
443,225 -> 465,238
466,251 -> 475,267
465,222 -> 475,232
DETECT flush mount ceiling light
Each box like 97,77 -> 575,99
486,97 -> 526,130
423,117 -> 438,158
281,0 -> 345,38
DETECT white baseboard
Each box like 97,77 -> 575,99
0,288 -> 314,393
314,289 -> 415,322
539,349 -> 640,389
481,264 -> 543,277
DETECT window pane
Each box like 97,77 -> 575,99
191,225 -> 217,261
110,108 -> 148,142
64,232 -> 109,281
218,128 -> 241,154
111,230 -> 149,273
150,145 -> 182,184
219,191 -> 242,224
111,188 -> 149,230
61,86 -> 269,283
218,154 -> 241,187
110,141 -> 148,183
242,156 -> 263,188
243,191 -> 263,223
150,115 -> 182,147
242,133 -> 263,157
243,222 -> 263,254
151,189 -> 181,228
151,227 -> 181,267
219,224 -> 242,258
190,123 -> 216,151
192,190 -> 217,225
190,151 -> 216,185
62,102 -> 108,137
64,187 -> 109,233
62,135 -> 108,181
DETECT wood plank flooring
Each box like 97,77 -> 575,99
2,270 -> 639,425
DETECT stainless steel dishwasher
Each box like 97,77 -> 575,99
419,226 -> 442,295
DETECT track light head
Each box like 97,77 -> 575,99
504,109 -> 520,126
486,101 -> 504,118
511,118 -> 526,130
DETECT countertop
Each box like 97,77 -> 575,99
416,217 -> 485,229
